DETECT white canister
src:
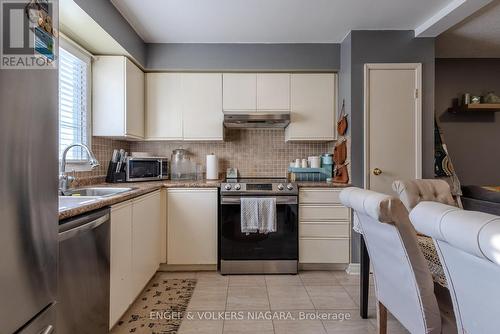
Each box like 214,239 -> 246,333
301,159 -> 308,168
310,156 -> 321,168
294,159 -> 301,168
206,154 -> 219,180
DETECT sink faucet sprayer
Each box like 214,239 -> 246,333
59,143 -> 100,194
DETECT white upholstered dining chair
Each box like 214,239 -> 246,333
410,202 -> 500,334
340,187 -> 456,334
392,179 -> 458,211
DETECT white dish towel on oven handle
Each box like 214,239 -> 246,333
240,197 -> 277,234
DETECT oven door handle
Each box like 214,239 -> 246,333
221,196 -> 297,205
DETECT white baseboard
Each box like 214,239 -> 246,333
346,263 -> 360,275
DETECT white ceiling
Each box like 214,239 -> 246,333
111,0 -> 453,43
437,0 -> 500,57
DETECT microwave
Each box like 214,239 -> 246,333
126,157 -> 169,181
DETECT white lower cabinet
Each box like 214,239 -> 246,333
109,190 -> 162,328
167,188 -> 218,265
299,188 -> 351,264
110,202 -> 133,328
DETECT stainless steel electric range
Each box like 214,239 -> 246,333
219,178 -> 298,274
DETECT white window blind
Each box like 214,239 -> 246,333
58,39 -> 91,161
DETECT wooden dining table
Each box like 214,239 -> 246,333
359,234 -> 447,319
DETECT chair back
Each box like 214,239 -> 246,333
393,179 -> 457,211
340,187 -> 442,333
410,202 -> 500,334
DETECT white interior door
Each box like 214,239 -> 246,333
364,63 -> 422,195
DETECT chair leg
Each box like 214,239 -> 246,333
377,301 -> 387,334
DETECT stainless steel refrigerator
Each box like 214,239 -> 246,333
0,67 -> 58,332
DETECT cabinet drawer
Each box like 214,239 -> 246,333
300,205 -> 349,221
299,238 -> 350,263
299,189 -> 341,204
300,222 -> 350,238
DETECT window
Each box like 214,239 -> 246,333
58,38 -> 91,162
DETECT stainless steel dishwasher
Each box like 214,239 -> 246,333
58,208 -> 110,334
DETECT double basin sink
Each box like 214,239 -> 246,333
59,187 -> 133,211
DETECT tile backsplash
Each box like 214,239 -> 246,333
73,137 -> 130,179
130,129 -> 336,178
73,129 -> 339,180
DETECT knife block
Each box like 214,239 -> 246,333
105,161 -> 126,183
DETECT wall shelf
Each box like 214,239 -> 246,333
448,103 -> 500,113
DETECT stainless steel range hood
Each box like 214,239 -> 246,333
223,112 -> 290,129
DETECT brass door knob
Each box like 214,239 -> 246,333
373,168 -> 382,176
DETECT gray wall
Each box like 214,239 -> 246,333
436,58 -> 500,185
73,0 -> 146,66
146,43 -> 340,71
340,31 -> 435,263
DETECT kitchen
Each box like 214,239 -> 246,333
5,0 -> 500,333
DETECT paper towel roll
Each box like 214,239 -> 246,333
206,154 -> 219,180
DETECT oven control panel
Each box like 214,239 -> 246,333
221,182 -> 297,195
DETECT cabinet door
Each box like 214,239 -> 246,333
125,58 -> 145,138
131,191 -> 161,297
92,56 -> 125,137
110,202 -> 133,328
145,73 -> 183,140
256,73 -> 290,110
182,73 -> 223,141
167,189 -> 218,265
285,74 -> 336,141
222,73 -> 256,111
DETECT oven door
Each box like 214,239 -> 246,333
220,196 -> 298,260
127,159 -> 161,181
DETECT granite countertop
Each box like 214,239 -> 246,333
59,179 -> 350,220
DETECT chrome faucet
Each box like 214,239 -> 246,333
59,143 -> 100,194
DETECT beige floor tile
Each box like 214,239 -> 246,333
196,272 -> 230,287
342,284 -> 377,309
178,320 -> 224,334
228,275 -> 267,287
369,316 -> 410,333
323,319 -> 376,334
226,286 -> 270,310
187,287 -> 228,310
299,271 -> 340,286
306,286 -> 357,309
268,285 -> 314,310
265,274 -> 303,287
332,271 -> 374,286
223,320 -> 274,334
157,271 -> 197,279
273,319 -> 327,334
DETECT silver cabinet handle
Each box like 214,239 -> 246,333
221,196 -> 297,205
39,325 -> 54,334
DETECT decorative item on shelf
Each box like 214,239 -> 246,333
471,95 -> 482,104
484,92 -> 500,104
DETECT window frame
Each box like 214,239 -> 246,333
58,36 -> 92,165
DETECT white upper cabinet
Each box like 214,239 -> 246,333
285,73 -> 336,142
182,73 -> 223,141
145,73 -> 223,141
93,56 -> 144,139
145,73 -> 183,140
223,73 -> 291,112
256,73 -> 290,110
222,73 -> 256,111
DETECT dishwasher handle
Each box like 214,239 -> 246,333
59,212 -> 109,241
